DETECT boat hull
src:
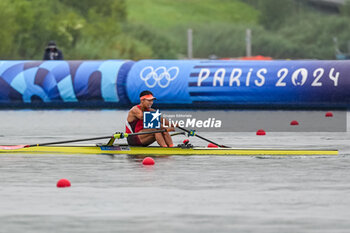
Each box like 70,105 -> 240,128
0,145 -> 339,156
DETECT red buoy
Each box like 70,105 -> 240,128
256,129 -> 266,135
325,112 -> 333,117
56,179 -> 71,188
142,157 -> 155,165
207,143 -> 219,148
290,120 -> 299,126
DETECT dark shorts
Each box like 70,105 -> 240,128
127,135 -> 143,146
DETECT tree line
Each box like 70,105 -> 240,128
1,0 -> 350,60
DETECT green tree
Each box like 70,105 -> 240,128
123,23 -> 178,59
0,0 -> 19,58
9,0 -> 85,59
257,0 -> 295,30
341,0 -> 350,17
59,0 -> 126,21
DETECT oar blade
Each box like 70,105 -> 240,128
0,145 -> 28,150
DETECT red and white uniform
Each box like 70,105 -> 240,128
125,105 -> 150,146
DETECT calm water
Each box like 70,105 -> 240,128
0,110 -> 349,233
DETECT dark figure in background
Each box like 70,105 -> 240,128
43,41 -> 64,60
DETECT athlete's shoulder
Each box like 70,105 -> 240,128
130,105 -> 140,110
129,105 -> 142,115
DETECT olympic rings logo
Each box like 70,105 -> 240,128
139,66 -> 179,88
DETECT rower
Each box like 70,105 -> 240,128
125,90 -> 175,147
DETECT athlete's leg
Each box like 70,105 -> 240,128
139,132 -> 168,147
138,129 -> 156,146
138,133 -> 155,145
154,132 -> 168,147
137,129 -> 168,147
162,131 -> 174,147
137,128 -> 176,147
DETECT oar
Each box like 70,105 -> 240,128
170,131 -> 186,137
177,126 -> 229,148
0,129 -> 166,150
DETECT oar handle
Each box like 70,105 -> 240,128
177,126 -> 229,148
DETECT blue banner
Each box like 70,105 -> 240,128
126,59 -> 348,108
0,60 -> 132,105
126,60 -> 197,104
0,59 -> 350,108
189,60 -> 344,106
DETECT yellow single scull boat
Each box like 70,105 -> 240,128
0,144 -> 338,156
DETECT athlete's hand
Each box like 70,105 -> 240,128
165,127 -> 175,132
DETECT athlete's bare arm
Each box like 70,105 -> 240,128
127,106 -> 143,122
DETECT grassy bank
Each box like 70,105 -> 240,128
127,0 -> 258,29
